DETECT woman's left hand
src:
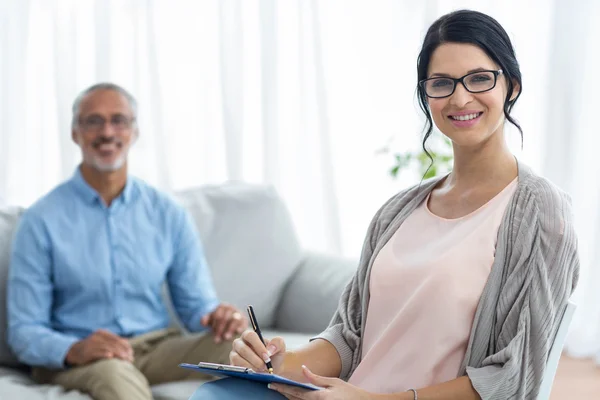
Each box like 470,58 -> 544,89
268,365 -> 376,400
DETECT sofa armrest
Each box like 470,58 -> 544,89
274,251 -> 357,334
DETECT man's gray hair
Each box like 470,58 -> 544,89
71,83 -> 138,128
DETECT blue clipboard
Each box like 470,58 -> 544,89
178,362 -> 321,391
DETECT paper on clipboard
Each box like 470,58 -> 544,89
178,362 -> 321,391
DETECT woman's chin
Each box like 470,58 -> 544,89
442,131 -> 492,149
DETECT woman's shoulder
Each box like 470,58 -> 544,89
511,164 -> 578,274
515,163 -> 573,220
511,162 -> 579,289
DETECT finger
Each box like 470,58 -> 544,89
232,337 -> 269,372
106,336 -> 131,359
236,316 -> 248,333
229,351 -> 261,371
100,344 -> 118,358
223,315 -> 244,341
230,311 -> 246,335
201,312 -> 212,327
265,336 -> 286,357
210,307 -> 227,343
96,330 -> 132,359
114,345 -> 134,362
117,337 -> 134,358
214,307 -> 234,340
84,352 -> 112,365
302,365 -> 336,388
212,305 -> 226,326
88,346 -> 114,363
241,330 -> 270,358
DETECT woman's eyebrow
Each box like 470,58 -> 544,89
429,67 -> 490,78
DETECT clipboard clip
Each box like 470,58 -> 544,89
197,362 -> 255,374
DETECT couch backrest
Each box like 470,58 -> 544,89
0,207 -> 26,367
0,182 -> 303,368
172,183 -> 303,328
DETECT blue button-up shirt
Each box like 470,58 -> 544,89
7,168 -> 220,369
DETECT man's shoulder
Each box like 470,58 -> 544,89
22,181 -> 74,221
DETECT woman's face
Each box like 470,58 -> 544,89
426,43 -> 518,148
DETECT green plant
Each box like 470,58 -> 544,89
388,135 -> 454,180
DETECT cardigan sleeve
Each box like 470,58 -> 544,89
467,182 -> 580,399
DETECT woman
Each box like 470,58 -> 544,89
230,9 -> 579,400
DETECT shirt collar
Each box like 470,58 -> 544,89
70,166 -> 135,205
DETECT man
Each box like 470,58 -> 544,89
7,83 -> 247,400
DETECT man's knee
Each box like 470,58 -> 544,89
205,333 -> 241,364
73,359 -> 152,400
182,332 -> 240,367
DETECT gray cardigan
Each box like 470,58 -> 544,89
316,161 -> 580,399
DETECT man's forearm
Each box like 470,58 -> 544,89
379,376 -> 481,400
281,338 -> 343,382
8,325 -> 80,369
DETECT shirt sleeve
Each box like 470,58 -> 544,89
466,185 -> 580,399
167,207 -> 220,333
7,212 -> 80,369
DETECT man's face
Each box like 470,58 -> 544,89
72,89 -> 138,172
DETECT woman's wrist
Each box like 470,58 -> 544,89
279,350 -> 303,380
375,392 -> 415,400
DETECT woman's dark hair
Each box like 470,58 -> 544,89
417,10 -> 523,166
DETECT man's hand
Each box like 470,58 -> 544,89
201,303 -> 248,343
65,329 -> 134,366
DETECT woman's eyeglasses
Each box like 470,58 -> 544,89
419,70 -> 503,99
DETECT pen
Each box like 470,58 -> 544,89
247,305 -> 274,374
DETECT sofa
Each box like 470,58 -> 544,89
0,182 -> 357,400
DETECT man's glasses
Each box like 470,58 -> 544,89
419,70 -> 503,99
78,115 -> 136,132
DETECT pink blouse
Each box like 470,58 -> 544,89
348,178 -> 518,393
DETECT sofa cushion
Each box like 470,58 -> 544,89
0,367 -> 91,399
275,251 -> 356,333
174,183 -> 303,329
0,366 -> 198,400
0,207 -> 25,367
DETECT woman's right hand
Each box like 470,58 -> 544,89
230,331 -> 287,375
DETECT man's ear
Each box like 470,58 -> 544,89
132,128 -> 139,144
510,79 -> 521,102
71,129 -> 79,145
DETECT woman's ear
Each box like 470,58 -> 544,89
510,79 -> 521,102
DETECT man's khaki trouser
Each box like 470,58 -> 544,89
32,328 -> 234,400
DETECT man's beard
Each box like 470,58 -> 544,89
86,136 -> 130,172
88,154 -> 127,172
